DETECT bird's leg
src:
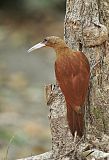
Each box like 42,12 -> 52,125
45,84 -> 55,105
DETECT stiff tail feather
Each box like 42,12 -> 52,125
67,105 -> 84,137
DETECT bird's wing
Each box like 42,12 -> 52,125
55,54 -> 90,112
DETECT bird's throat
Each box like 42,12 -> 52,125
54,46 -> 71,58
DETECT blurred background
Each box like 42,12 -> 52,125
0,0 -> 65,159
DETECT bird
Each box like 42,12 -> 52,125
28,36 -> 90,137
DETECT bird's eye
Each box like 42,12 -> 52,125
43,39 -> 48,43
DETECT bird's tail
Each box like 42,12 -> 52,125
67,104 -> 84,137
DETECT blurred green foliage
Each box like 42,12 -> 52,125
0,0 -> 66,13
0,129 -> 28,145
24,0 -> 66,12
0,0 -> 23,10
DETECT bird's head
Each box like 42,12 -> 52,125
28,36 -> 67,53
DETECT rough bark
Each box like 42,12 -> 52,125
64,0 -> 109,136
17,0 -> 109,159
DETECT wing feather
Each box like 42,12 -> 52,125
55,52 -> 90,111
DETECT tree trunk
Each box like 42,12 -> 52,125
65,0 -> 109,136
17,0 -> 109,159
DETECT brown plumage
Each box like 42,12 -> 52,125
28,36 -> 90,137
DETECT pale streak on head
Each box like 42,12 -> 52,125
28,42 -> 46,53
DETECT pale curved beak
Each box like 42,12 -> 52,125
28,42 -> 46,53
